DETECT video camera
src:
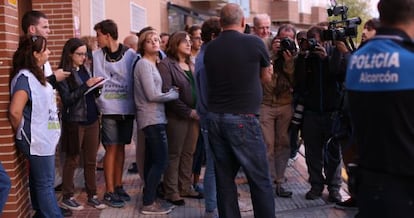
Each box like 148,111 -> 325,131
322,2 -> 361,50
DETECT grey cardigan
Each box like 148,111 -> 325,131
134,58 -> 178,129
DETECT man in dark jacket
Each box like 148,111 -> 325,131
295,25 -> 349,203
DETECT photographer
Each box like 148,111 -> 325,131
295,25 -> 349,202
260,33 -> 295,198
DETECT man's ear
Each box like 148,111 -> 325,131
241,17 -> 246,29
28,25 -> 36,35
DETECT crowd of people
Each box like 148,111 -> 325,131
1,0 -> 414,217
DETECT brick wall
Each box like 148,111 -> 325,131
0,0 -> 79,217
0,1 -> 29,217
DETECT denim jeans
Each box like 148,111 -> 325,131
16,139 -> 63,218
192,130 -> 205,176
142,124 -> 169,205
200,118 -> 217,213
0,162 -> 11,213
207,113 -> 275,218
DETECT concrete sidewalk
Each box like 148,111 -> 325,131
58,143 -> 358,218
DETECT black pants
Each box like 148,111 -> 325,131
356,169 -> 414,218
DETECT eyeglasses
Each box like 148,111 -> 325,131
74,52 -> 87,57
191,36 -> 202,41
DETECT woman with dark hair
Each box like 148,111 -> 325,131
56,38 -> 106,211
9,35 -> 63,217
159,31 -> 201,206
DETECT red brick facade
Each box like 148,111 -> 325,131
0,0 -> 79,217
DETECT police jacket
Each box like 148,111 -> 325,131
346,28 -> 414,177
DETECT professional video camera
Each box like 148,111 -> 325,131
322,1 -> 361,51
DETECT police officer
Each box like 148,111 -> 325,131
346,0 -> 414,217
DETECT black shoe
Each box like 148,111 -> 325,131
335,197 -> 357,209
328,190 -> 342,203
115,185 -> 131,201
275,185 -> 293,198
166,198 -> 185,206
104,192 -> 125,208
305,189 -> 322,200
60,207 -> 73,217
54,183 -> 62,192
128,162 -> 138,174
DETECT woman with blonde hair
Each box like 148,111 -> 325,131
134,29 -> 178,215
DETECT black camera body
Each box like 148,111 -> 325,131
299,38 -> 318,52
279,37 -> 297,55
322,5 -> 361,42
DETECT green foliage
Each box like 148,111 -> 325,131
327,0 -> 374,46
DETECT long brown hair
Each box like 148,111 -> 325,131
11,35 -> 47,85
166,31 -> 191,64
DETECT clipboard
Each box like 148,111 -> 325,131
84,78 -> 108,95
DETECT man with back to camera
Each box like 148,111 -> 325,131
346,0 -> 414,217
204,3 -> 275,218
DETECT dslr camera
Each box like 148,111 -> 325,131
322,4 -> 361,42
299,38 -> 318,52
279,37 -> 297,55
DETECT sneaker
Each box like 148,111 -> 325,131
141,201 -> 172,215
194,183 -> 204,194
305,189 -> 322,200
180,186 -> 203,199
59,207 -> 72,217
115,186 -> 131,201
166,198 -> 185,206
328,190 -> 342,203
128,162 -> 138,174
88,195 -> 107,209
104,192 -> 125,208
205,210 -> 219,218
61,197 -> 84,211
275,184 -> 293,198
157,199 -> 176,211
335,197 -> 357,209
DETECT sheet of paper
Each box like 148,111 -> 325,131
84,78 -> 108,95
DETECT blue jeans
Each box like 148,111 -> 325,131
0,162 -> 11,213
16,139 -> 63,218
200,118 -> 217,213
192,130 -> 205,176
142,124 -> 169,205
207,113 -> 275,218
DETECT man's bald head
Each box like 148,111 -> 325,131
220,3 -> 244,29
123,34 -> 139,52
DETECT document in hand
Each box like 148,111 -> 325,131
84,78 -> 109,95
